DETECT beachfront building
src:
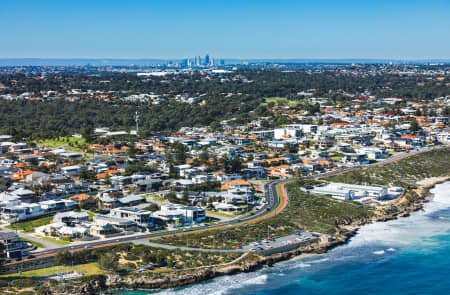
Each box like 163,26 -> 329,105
308,182 -> 389,201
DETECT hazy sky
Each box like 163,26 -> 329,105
1,0 -> 449,59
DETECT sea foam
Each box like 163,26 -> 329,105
146,182 -> 450,295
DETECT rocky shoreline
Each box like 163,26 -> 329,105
55,176 -> 450,295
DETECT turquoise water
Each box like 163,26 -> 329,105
117,182 -> 450,295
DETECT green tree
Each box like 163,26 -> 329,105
81,127 -> 94,143
175,143 -> 187,164
80,169 -> 96,182
199,149 -> 209,164
230,157 -> 242,173
182,189 -> 189,204
98,251 -> 119,271
54,250 -> 72,266
409,118 -> 421,132
169,163 -> 178,178
127,144 -> 137,159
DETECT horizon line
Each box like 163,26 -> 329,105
1,57 -> 450,61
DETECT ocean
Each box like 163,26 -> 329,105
117,181 -> 450,295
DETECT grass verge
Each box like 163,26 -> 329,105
40,236 -> 71,245
0,262 -> 104,277
20,238 -> 45,249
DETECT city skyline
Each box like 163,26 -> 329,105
1,0 -> 449,60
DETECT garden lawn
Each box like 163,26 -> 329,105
5,216 -> 53,233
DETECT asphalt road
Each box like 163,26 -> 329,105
24,179 -> 282,259
7,145 -> 446,264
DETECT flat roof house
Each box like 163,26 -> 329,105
118,195 -> 145,207
0,231 -> 28,258
61,165 -> 82,176
153,204 -> 206,226
91,215 -> 137,236
135,178 -> 162,193
110,207 -> 163,230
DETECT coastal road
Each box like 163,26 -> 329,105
9,179 -> 283,262
5,145 -> 446,265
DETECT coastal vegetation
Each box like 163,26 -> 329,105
325,147 -> 450,188
152,186 -> 372,249
0,243 -> 243,294
3,243 -> 240,276
152,148 -> 450,250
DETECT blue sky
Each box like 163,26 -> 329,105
1,0 -> 449,59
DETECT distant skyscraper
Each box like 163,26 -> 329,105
195,56 -> 201,66
204,54 -> 210,66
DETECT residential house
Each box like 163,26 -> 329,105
0,231 -> 29,258
135,178 -> 162,193
118,195 -> 145,206
53,211 -> 90,226
110,207 -> 163,230
153,204 -> 206,226
90,215 -> 137,237
61,165 -> 82,176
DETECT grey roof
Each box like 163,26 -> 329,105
135,178 -> 162,185
95,215 -> 136,225
99,196 -> 117,203
54,211 -> 89,219
0,231 -> 19,241
118,195 -> 144,204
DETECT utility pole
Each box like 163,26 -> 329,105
135,110 -> 139,137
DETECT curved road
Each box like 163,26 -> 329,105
15,180 -> 283,259
6,145 -> 447,264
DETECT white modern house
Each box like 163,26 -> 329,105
1,203 -> 45,223
61,165 -> 83,176
0,199 -> 76,223
357,147 -> 387,160
274,127 -> 302,140
221,187 -> 253,204
110,207 -> 162,230
153,204 -> 206,226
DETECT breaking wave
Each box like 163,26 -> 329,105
140,181 -> 450,295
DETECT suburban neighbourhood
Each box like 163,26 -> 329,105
0,68 -> 449,257
0,63 -> 448,294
